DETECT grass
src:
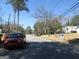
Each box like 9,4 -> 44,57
41,33 -> 79,43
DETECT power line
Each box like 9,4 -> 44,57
63,3 -> 79,16
63,2 -> 79,16
60,0 -> 79,16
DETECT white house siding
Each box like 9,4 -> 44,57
76,28 -> 79,33
63,26 -> 79,33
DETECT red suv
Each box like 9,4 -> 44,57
3,33 -> 26,49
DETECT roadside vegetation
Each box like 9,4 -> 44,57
0,0 -> 79,37
33,7 -> 79,36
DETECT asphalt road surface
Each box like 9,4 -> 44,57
0,35 -> 79,59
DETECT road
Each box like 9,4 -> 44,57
26,35 -> 53,42
0,35 -> 79,59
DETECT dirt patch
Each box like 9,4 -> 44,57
41,33 -> 79,43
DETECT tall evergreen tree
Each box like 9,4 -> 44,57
7,0 -> 29,32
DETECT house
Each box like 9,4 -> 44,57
0,29 -> 2,33
63,26 -> 79,33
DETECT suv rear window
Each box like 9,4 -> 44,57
7,33 -> 25,38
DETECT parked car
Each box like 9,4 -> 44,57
3,33 -> 26,49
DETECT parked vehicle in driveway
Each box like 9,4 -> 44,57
3,33 -> 26,49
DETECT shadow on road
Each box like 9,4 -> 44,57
0,42 -> 79,59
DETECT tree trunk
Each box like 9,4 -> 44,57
14,11 -> 16,32
17,10 -> 20,32
7,14 -> 11,33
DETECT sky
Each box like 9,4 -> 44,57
0,0 -> 79,29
